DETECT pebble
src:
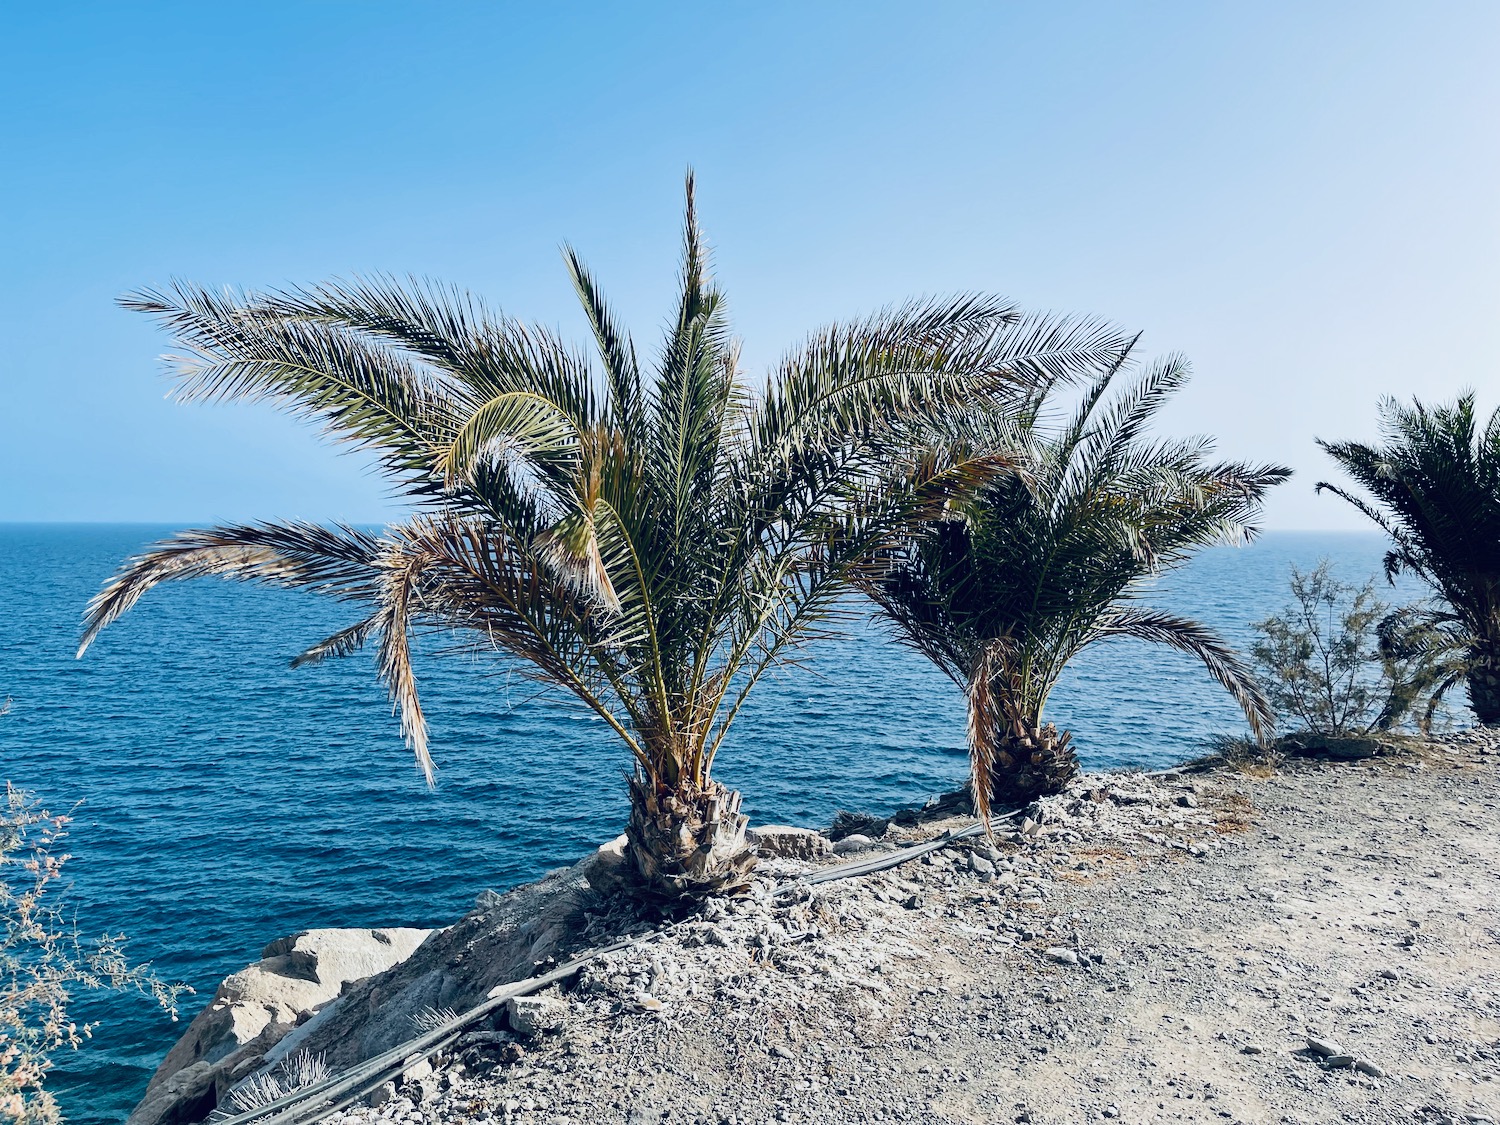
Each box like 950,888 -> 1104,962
1306,1035 -> 1343,1058
833,834 -> 876,856
1044,947 -> 1080,965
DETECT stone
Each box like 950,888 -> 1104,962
969,853 -> 997,877
1241,1044 -> 1264,1055
1353,1059 -> 1387,1077
579,834 -> 631,895
368,1081 -> 399,1108
747,825 -> 832,861
505,994 -> 567,1036
1176,793 -> 1199,808
770,1044 -> 794,1059
1306,1035 -> 1343,1058
1321,1054 -> 1356,1069
1044,947 -> 1080,965
832,834 -> 875,856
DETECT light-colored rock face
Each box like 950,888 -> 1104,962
129,927 -> 430,1125
747,824 -> 832,861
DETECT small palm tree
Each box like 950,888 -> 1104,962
860,351 -> 1289,816
79,177 -> 1132,898
1318,393 -> 1500,725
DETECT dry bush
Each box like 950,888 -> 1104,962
1,784 -> 189,1124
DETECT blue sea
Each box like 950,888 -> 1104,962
0,525 -> 1442,1123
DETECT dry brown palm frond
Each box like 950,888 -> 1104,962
966,643 -> 1003,829
375,545 -> 435,784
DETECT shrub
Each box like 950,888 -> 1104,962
1,784 -> 188,1125
1250,560 -> 1454,739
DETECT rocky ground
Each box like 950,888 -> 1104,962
178,733 -> 1500,1125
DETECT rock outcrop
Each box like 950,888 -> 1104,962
130,836 -> 626,1124
129,927 -> 431,1125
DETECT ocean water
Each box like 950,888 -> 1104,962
0,525 -> 1441,1123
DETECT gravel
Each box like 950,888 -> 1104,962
314,729 -> 1500,1125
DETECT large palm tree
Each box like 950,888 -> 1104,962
860,350 -> 1289,817
78,177 -> 1133,898
1318,393 -> 1500,725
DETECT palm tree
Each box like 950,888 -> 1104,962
859,350 -> 1289,817
78,177 -> 1134,898
1318,393 -> 1500,725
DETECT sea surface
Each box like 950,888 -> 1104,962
0,525 -> 1444,1123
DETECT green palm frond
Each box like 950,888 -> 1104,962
1094,607 -> 1274,742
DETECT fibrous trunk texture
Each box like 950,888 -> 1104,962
988,718 -> 1080,807
1466,651 -> 1500,726
625,775 -> 755,900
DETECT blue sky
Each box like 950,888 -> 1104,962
3,1 -> 1496,528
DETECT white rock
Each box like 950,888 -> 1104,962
506,993 -> 567,1036
1306,1034 -> 1344,1058
833,834 -> 876,855
748,825 -> 832,860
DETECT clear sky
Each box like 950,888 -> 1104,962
3,1 -> 1496,529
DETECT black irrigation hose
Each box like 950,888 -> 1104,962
207,778 -> 1209,1125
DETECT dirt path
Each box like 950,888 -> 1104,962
308,737 -> 1500,1125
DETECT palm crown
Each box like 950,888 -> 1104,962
79,177 -> 1133,895
862,349 -> 1290,816
1318,393 -> 1500,724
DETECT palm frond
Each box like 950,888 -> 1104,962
79,523 -> 384,656
1096,607 -> 1274,743
290,616 -> 381,668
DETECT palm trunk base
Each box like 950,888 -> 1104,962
625,776 -> 756,900
987,721 -> 1080,807
1467,661 -> 1500,726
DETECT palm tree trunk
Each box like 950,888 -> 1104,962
987,717 -> 1079,806
1466,648 -> 1500,725
624,775 -> 755,900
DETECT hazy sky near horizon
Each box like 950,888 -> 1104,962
3,1 -> 1497,529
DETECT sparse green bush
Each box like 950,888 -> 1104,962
1,784 -> 188,1124
1250,560 -> 1455,739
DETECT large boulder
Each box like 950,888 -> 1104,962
128,927 -> 430,1125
